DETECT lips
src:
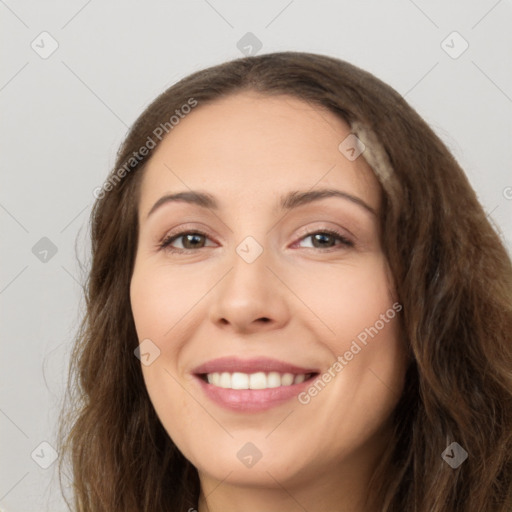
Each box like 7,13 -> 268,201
191,357 -> 319,412
192,356 -> 318,375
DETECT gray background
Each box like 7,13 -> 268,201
1,1 -> 511,510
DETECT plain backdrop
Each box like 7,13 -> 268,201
1,1 -> 511,510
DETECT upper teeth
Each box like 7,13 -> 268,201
206,371 -> 307,389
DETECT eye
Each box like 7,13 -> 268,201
158,228 -> 353,253
294,229 -> 354,250
159,230 -> 214,253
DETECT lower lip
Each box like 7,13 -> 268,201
194,375 -> 315,412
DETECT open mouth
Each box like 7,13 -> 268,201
192,356 -> 320,411
197,371 -> 319,390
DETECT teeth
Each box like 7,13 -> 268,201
249,372 -> 267,389
205,371 -> 309,389
231,372 -> 249,389
294,374 -> 306,384
267,372 -> 281,388
281,373 -> 294,386
219,372 -> 231,388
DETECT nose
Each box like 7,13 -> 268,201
208,245 -> 291,334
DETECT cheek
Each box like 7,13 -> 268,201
130,261 -> 210,341
300,315 -> 405,467
293,254 -> 405,422
292,254 -> 396,342
140,362 -> 202,467
130,263 -> 213,450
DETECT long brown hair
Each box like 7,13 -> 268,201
58,51 -> 512,511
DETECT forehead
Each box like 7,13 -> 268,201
138,92 -> 381,215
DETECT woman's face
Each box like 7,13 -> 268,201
130,91 -> 407,495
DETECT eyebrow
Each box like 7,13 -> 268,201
146,188 -> 377,219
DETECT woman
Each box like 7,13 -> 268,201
58,51 -> 512,511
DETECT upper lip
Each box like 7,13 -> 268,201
192,356 -> 319,375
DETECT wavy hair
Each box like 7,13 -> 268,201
58,51 -> 512,511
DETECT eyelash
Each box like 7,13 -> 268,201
158,228 -> 354,254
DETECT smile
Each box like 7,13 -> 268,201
192,357 -> 319,412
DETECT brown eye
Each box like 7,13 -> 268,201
296,229 -> 353,250
310,232 -> 337,248
160,231 -> 212,252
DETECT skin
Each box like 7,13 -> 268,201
130,91 -> 408,512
